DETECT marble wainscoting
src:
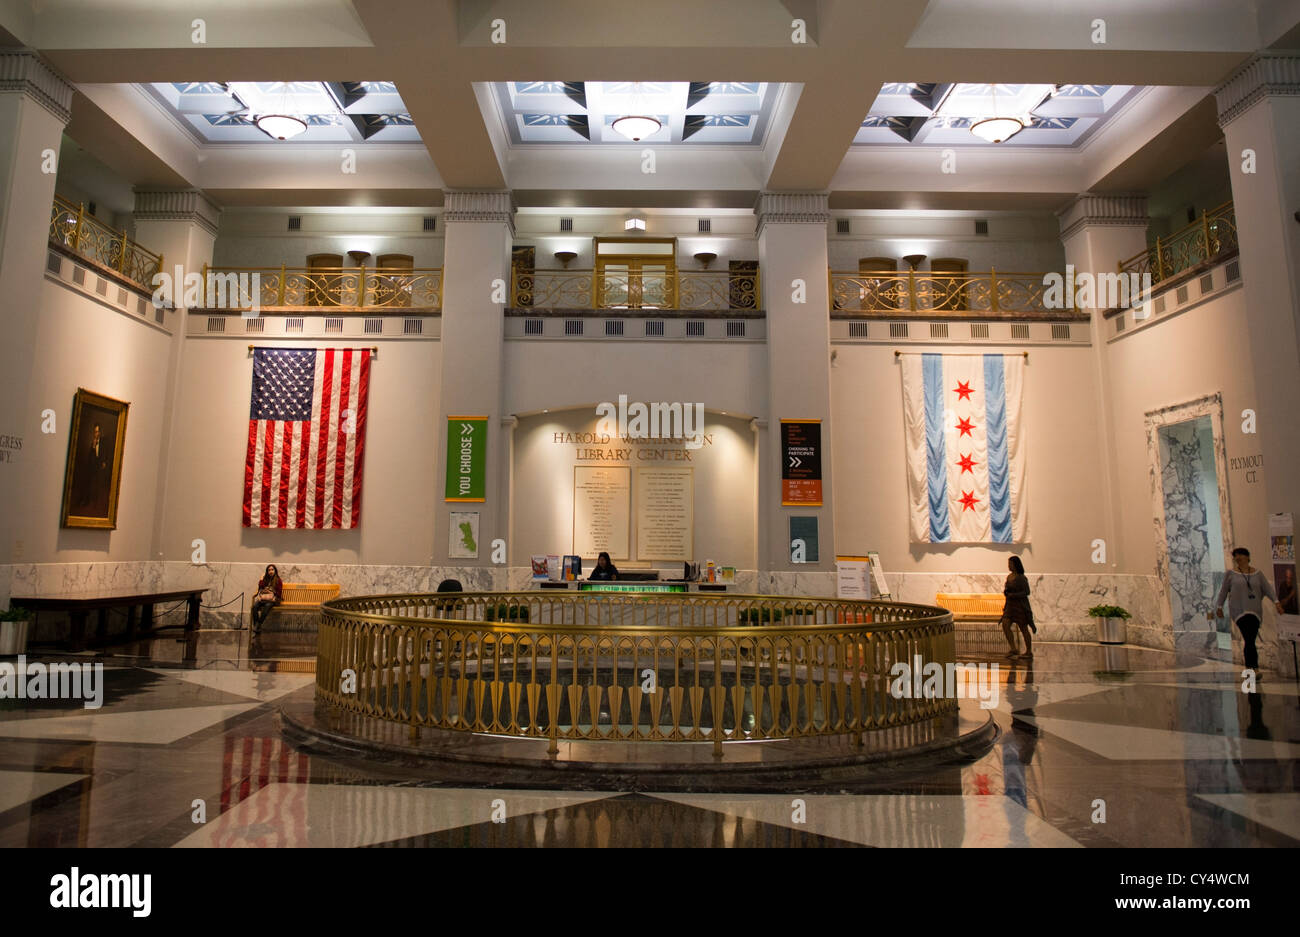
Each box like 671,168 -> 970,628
3,561 -> 166,601
160,563 -> 513,627
880,572 -> 1172,648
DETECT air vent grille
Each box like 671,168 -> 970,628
974,219 -> 989,236
1115,315 -> 1126,333
686,321 -> 705,337
1176,285 -> 1189,304
726,320 -> 746,337
286,318 -> 304,332
889,322 -> 908,338
929,322 -> 948,338
698,219 -> 711,233
564,319 -> 584,336
1226,260 -> 1240,282
645,320 -> 665,337
364,318 -> 383,334
1051,323 -> 1071,341
605,320 -> 624,336
423,216 -> 437,231
207,316 -> 226,333
325,317 -> 344,333
971,323 -> 989,339
1011,323 -> 1030,340
560,218 -> 573,232
1154,295 -> 1166,314
245,317 -> 265,333
1200,273 -> 1214,295
287,215 -> 302,231
836,218 -> 851,234
848,321 -> 869,338
403,318 -> 423,335
523,318 -> 544,336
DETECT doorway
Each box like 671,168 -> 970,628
594,237 -> 676,309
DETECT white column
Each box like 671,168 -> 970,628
0,51 -> 74,574
1057,193 -> 1150,575
755,192 -> 835,588
132,189 -> 221,564
435,191 -> 513,576
1215,54 -> 1300,543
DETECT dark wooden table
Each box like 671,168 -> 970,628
10,588 -> 207,651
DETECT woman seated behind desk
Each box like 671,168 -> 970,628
589,552 -> 619,581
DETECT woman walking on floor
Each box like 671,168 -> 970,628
1214,547 -> 1283,673
1001,555 -> 1037,659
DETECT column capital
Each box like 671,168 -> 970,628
754,191 -> 830,237
1214,52 -> 1300,127
0,51 -> 75,124
133,188 -> 222,238
443,190 -> 515,235
1057,193 -> 1149,242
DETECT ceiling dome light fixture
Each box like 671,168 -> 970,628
612,115 -> 661,142
969,115 -> 1024,144
255,113 -> 308,140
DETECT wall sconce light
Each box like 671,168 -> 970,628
693,251 -> 717,269
347,250 -> 371,266
553,250 -> 578,268
902,254 -> 927,271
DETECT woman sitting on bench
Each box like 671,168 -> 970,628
251,564 -> 283,631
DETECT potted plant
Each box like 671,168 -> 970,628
485,602 -> 529,623
0,606 -> 33,656
738,606 -> 784,624
1088,604 -> 1131,645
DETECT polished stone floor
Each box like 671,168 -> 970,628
1,631 -> 1297,847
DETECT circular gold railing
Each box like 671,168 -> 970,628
315,591 -> 956,754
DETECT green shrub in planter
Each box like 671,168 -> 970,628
0,607 -> 32,621
485,603 -> 529,623
738,607 -> 784,624
1087,604 -> 1131,619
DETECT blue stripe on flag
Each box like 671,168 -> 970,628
984,354 -> 1012,542
923,353 -> 950,542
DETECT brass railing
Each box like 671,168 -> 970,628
199,264 -> 443,309
830,269 -> 1066,314
48,195 -> 162,290
512,267 -> 760,311
1118,200 -> 1237,285
316,591 -> 956,755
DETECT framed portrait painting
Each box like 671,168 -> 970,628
60,389 -> 129,529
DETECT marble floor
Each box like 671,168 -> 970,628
1,632 -> 1297,848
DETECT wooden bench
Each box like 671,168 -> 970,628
255,583 -> 340,634
934,592 -> 1013,656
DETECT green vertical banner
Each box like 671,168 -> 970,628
445,416 -> 487,502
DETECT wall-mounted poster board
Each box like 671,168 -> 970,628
573,465 -> 630,560
635,467 -> 693,560
780,418 -> 822,505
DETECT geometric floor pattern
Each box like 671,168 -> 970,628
1,637 -> 1297,847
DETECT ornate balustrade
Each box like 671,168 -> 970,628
198,264 -> 443,310
1118,200 -> 1237,286
512,267 -> 759,311
316,591 -> 956,755
48,195 -> 162,290
830,269 -> 1066,314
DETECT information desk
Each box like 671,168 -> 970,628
577,582 -> 688,593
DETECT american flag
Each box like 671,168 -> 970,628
242,347 -> 370,529
215,735 -> 310,847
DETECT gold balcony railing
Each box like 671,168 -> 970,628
316,591 -> 957,755
48,195 -> 162,290
199,264 -> 443,310
512,267 -> 760,311
830,269 -> 1067,314
1118,200 -> 1237,286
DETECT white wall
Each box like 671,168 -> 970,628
1103,285 -> 1265,574
212,209 -> 445,268
18,276 -> 173,563
511,408 -> 756,569
159,336 -> 443,566
830,342 -> 1108,574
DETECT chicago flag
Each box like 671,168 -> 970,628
900,353 -> 1027,543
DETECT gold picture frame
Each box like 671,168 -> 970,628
60,388 -> 129,529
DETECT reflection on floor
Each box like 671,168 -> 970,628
1,634 -> 1297,847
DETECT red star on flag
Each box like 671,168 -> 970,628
956,416 -> 975,437
953,380 -> 973,402
958,490 -> 980,512
956,453 -> 978,474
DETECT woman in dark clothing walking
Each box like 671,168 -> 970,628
1001,556 -> 1037,659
